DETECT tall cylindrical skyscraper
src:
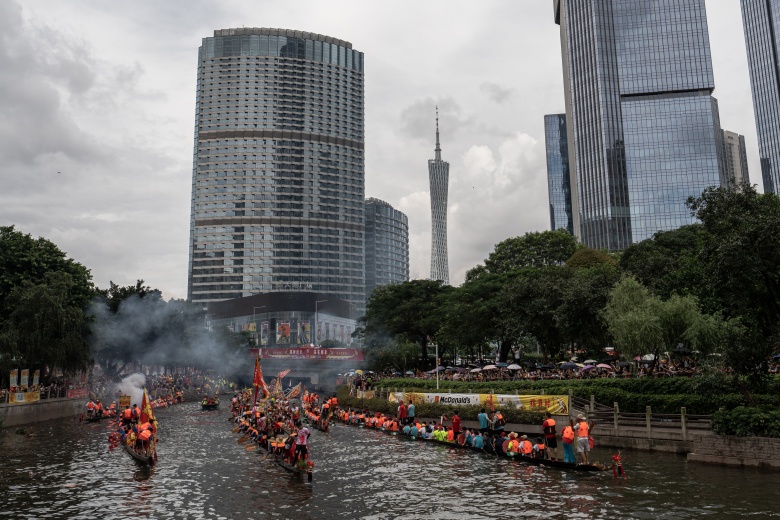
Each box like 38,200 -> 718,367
428,109 -> 449,285
187,28 -> 365,307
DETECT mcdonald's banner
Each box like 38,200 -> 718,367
8,390 -> 41,406
388,392 -> 569,415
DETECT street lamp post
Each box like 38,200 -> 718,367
314,300 -> 327,347
253,306 -> 266,348
436,341 -> 439,390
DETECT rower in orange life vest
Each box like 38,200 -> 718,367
95,400 -> 104,418
542,411 -> 558,460
121,405 -> 133,426
86,400 -> 95,418
131,404 -> 140,423
574,414 -> 591,464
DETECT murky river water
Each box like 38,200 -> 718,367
2,402 -> 779,519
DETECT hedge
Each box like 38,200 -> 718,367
336,387 -> 546,425
371,376 -> 780,415
712,407 -> 780,437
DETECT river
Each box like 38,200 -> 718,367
2,402 -> 779,519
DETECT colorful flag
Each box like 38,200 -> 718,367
9,369 -> 18,389
286,383 -> 303,399
277,369 -> 291,380
140,389 -> 156,424
253,357 -> 269,403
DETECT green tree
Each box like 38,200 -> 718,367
566,247 -> 618,270
500,267 -> 571,361
619,224 -> 712,309
473,230 -> 578,276
362,280 -> 451,366
687,184 -> 780,379
556,263 -> 620,355
603,276 -> 723,374
0,272 -> 91,377
0,226 -> 94,320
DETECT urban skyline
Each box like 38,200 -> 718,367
429,109 -> 450,285
364,197 -> 410,300
0,1 -> 766,299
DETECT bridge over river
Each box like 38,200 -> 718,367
2,401 -> 778,518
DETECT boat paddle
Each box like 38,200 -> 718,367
245,445 -> 257,451
232,426 -> 241,433
237,435 -> 250,444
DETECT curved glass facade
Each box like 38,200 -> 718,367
741,0 -> 780,193
364,198 -> 410,299
188,28 -> 365,307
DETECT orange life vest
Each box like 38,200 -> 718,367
577,422 -> 589,438
87,401 -> 94,410
139,430 -> 152,441
543,418 -> 556,437
562,426 -> 575,443
520,440 -> 533,454
122,409 -> 133,420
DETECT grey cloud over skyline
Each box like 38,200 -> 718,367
0,1 -> 760,300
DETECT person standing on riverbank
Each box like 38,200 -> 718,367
407,402 -> 415,425
398,401 -> 407,425
477,409 -> 490,433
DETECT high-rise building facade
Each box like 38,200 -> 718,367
722,130 -> 751,186
187,28 -> 365,307
554,0 -> 725,247
741,0 -> 780,193
428,110 -> 450,284
544,114 -> 574,235
364,198 -> 410,300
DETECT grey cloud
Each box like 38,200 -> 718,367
480,82 -> 517,104
399,97 -> 475,143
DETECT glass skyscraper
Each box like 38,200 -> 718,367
187,28 -> 365,307
741,0 -> 780,193
722,130 -> 751,186
364,198 -> 409,300
545,114 -> 574,235
554,0 -> 725,247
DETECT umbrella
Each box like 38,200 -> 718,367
581,365 -> 595,371
618,361 -> 631,367
583,359 -> 598,364
560,362 -> 578,370
772,353 -> 780,360
642,354 -> 656,361
601,357 -> 619,364
507,364 -> 522,370
470,368 -> 482,373
596,363 -> 613,369
446,366 -> 454,369
405,370 -> 415,375
455,367 -> 468,373
482,364 -> 497,370
355,369 -> 364,375
495,362 -> 509,368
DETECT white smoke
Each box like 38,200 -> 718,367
114,373 -> 146,408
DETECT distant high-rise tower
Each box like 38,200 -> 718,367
555,0 -> 725,247
722,130 -> 751,186
545,114 -> 574,235
364,198 -> 409,300
741,0 -> 780,193
187,28 -> 365,306
428,108 -> 450,284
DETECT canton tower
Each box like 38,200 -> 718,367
428,108 -> 450,285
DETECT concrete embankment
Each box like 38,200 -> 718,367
0,398 -> 83,428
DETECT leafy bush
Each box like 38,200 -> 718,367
712,407 -> 780,437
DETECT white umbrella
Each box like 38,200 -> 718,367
482,364 -> 497,370
507,364 -> 522,370
470,368 -> 482,373
584,359 -> 598,364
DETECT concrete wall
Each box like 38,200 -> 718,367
688,434 -> 780,469
0,398 -> 83,428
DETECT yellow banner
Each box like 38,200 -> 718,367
8,390 -> 40,406
119,395 -> 131,408
389,392 -> 569,415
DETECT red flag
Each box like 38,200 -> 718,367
277,369 -> 291,380
253,357 -> 268,404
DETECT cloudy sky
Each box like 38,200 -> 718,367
0,1 -> 758,299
